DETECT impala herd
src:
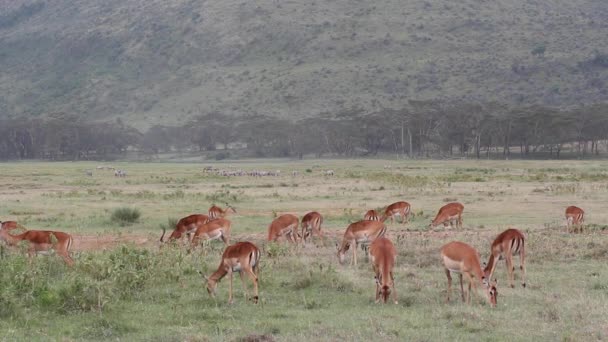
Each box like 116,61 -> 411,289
0,201 -> 587,306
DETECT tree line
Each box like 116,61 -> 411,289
1,101 -> 607,160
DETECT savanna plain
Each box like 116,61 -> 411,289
0,159 -> 607,341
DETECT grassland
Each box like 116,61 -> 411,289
0,159 -> 608,341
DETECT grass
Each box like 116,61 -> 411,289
0,159 -> 608,340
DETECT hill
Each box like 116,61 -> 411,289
1,0 -> 607,128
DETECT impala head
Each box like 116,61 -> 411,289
204,275 -> 218,297
482,277 -> 498,307
375,276 -> 391,303
225,203 -> 237,214
336,242 -> 349,265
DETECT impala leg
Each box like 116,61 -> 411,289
239,271 -> 249,300
445,268 -> 452,303
464,273 -> 474,304
391,271 -> 398,304
375,280 -> 381,303
520,244 -> 527,288
506,252 -> 515,288
459,274 -> 465,302
245,268 -> 259,304
228,269 -> 234,305
352,243 -> 357,266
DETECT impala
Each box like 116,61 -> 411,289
160,214 -> 209,243
565,206 -> 585,233
430,202 -> 464,229
483,228 -> 526,288
267,214 -> 299,243
370,237 -> 398,304
208,204 -> 237,221
382,201 -> 411,224
301,211 -> 323,244
441,241 -> 497,307
337,220 -> 387,265
363,209 -> 380,221
204,241 -> 260,304
190,218 -> 232,248
0,223 -> 74,266
0,221 -> 25,231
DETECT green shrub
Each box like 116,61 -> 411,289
111,207 -> 141,225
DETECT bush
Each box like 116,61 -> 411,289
111,207 -> 141,225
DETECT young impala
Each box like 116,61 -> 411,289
0,222 -> 74,266
483,228 -> 526,288
363,209 -> 380,221
565,206 -> 585,233
370,237 -> 398,304
301,211 -> 323,244
381,201 -> 411,224
337,220 -> 387,266
208,204 -> 237,221
204,241 -> 260,304
267,214 -> 299,243
190,218 -> 232,249
160,214 -> 209,244
441,241 -> 497,307
430,202 -> 464,229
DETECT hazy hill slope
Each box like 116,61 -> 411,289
1,0 -> 607,127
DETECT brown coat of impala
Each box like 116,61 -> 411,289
337,220 -> 387,266
0,222 -> 74,266
301,211 -> 323,244
430,202 -> 464,229
208,204 -> 236,221
204,241 -> 260,304
160,214 -> 209,243
370,237 -> 398,304
363,210 -> 380,221
483,228 -> 526,288
565,206 -> 584,233
190,218 -> 232,248
268,214 -> 299,243
382,201 -> 411,224
441,241 -> 497,307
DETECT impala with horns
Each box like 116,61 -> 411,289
208,204 -> 237,221
268,214 -> 299,243
483,228 -> 526,288
203,241 -> 260,304
0,222 -> 74,266
430,202 -> 464,229
160,214 -> 210,243
337,220 -> 387,266
370,237 -> 398,304
441,241 -> 497,307
382,201 -> 411,224
190,218 -> 232,249
565,206 -> 585,233
301,211 -> 323,244
363,209 -> 381,221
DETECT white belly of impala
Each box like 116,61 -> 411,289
442,255 -> 463,273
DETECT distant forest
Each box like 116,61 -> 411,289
1,101 -> 607,161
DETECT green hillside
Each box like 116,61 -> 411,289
1,0 -> 607,128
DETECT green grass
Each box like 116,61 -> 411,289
0,159 -> 608,340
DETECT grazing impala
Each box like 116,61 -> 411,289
0,222 -> 74,266
301,211 -> 323,244
190,218 -> 232,248
160,214 -> 210,243
370,237 -> 398,304
268,214 -> 300,243
430,202 -> 464,229
0,221 -> 25,231
364,210 -> 381,221
208,204 -> 237,221
204,241 -> 260,304
483,228 -> 526,288
337,220 -> 387,266
441,241 -> 497,307
382,201 -> 411,224
565,206 -> 585,233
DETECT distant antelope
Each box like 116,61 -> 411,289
301,211 -> 323,243
337,220 -> 387,266
565,206 -> 584,233
190,218 -> 232,248
208,204 -> 237,221
268,214 -> 299,243
0,222 -> 74,266
441,241 -> 497,307
364,209 -> 380,221
483,228 -> 526,288
160,214 -> 210,243
382,201 -> 411,224
370,237 -> 398,304
430,202 -> 464,229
